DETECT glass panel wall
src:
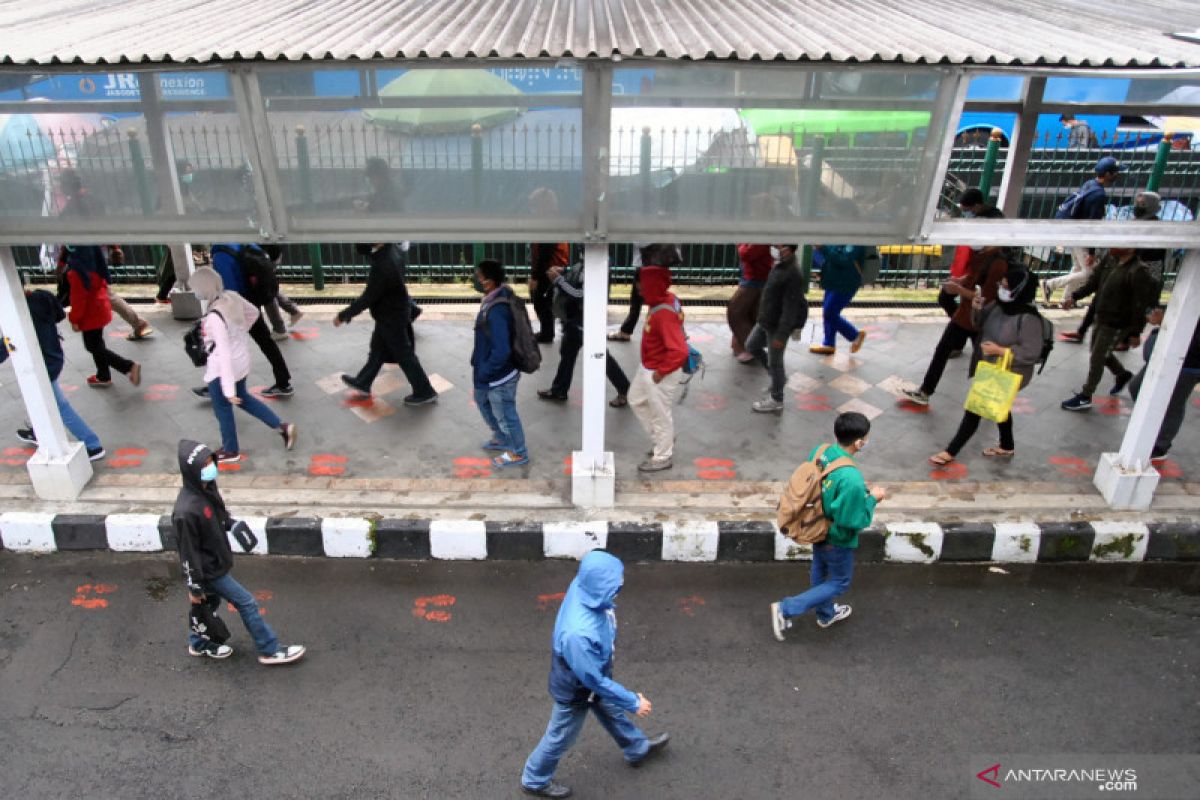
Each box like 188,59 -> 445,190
605,65 -> 952,238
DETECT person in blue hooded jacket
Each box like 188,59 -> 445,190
521,550 -> 669,798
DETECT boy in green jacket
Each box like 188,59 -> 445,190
771,412 -> 887,640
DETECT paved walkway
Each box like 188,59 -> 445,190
0,303 -> 1195,521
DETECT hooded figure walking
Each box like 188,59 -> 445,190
173,438 -> 305,665
520,550 -> 669,798
190,267 -> 297,462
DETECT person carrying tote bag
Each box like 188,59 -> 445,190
929,264 -> 1043,467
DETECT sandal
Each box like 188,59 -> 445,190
928,451 -> 955,466
982,447 -> 1015,458
607,331 -> 631,342
609,395 -> 628,408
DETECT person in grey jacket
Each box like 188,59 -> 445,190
929,264 -> 1043,466
745,244 -> 809,413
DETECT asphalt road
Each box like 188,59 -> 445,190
1,553 -> 1197,799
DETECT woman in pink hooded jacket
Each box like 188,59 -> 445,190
191,268 -> 297,462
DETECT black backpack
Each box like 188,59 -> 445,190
183,310 -> 223,368
1018,308 -> 1055,374
212,244 -> 279,307
482,290 -> 542,374
1054,183 -> 1104,220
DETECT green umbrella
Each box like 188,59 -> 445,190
365,70 -> 522,134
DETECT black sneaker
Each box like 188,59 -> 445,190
16,427 -> 36,444
87,446 -> 106,462
1110,370 -> 1133,396
188,641 -> 233,659
260,384 -> 294,399
537,389 -> 569,402
191,385 -> 210,401
402,393 -> 438,407
258,644 -> 306,665
340,374 -> 370,395
628,733 -> 670,767
279,422 -> 297,450
410,303 -> 423,321
522,782 -> 572,798
1061,393 -> 1093,412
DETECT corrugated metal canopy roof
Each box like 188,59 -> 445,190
2,0 -> 1200,68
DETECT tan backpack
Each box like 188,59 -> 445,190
777,444 -> 857,544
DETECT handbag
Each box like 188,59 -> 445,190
964,349 -> 1021,423
188,595 -> 230,645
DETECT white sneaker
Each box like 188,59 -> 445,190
752,397 -> 784,413
770,602 -> 789,641
188,642 -> 233,659
288,310 -> 305,327
816,604 -> 852,629
271,330 -> 289,341
258,644 -> 306,665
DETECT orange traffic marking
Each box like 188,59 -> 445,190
678,595 -> 706,616
537,592 -> 566,612
72,582 -> 115,609
413,594 -> 456,622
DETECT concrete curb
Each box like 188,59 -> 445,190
2,513 -> 1198,563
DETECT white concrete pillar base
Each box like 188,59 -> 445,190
170,290 -> 203,321
572,450 -> 615,508
1094,452 -> 1160,511
27,442 -> 93,501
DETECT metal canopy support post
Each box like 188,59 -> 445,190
1094,250 -> 1200,509
141,76 -> 199,319
0,246 -> 92,499
573,63 -> 615,509
914,70 -> 967,240
998,77 -> 1046,218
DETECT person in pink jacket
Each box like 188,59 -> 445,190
190,268 -> 297,463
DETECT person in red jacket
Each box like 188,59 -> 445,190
727,243 -> 773,363
64,246 -> 141,388
628,248 -> 690,473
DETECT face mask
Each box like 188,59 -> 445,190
472,276 -> 488,294
1133,207 -> 1151,219
180,173 -> 194,186
200,463 -> 219,482
961,210 -> 976,219
997,287 -> 1014,303
769,246 -> 781,261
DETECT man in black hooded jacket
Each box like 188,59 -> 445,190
174,439 -> 305,664
334,243 -> 437,406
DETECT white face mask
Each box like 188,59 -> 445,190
997,287 -> 1014,303
769,246 -> 782,261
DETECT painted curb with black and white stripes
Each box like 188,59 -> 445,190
1,513 -> 1197,563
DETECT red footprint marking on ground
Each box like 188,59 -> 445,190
687,332 -> 715,344
930,461 -> 969,481
413,594 -> 456,622
695,457 -> 737,480
1093,397 -> 1130,417
678,595 -> 706,616
143,383 -> 179,402
341,394 -> 375,408
289,326 -> 320,341
694,392 -> 728,412
794,393 -> 833,412
1049,455 -> 1091,478
1010,396 -> 1036,415
897,400 -> 930,414
562,455 -> 573,476
0,446 -> 35,466
454,457 -> 492,479
858,324 -> 894,342
309,454 -> 348,477
1155,459 -> 1183,479
109,447 -> 148,469
228,589 -> 272,616
537,592 -> 566,612
218,454 -> 245,473
71,582 -> 116,609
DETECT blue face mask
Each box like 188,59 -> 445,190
200,463 -> 219,483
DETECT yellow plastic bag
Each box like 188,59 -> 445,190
964,350 -> 1020,423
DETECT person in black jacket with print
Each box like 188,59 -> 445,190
174,439 -> 305,664
335,243 -> 437,406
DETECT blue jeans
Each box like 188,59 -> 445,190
822,290 -> 859,347
187,571 -> 278,656
51,379 -> 101,451
779,544 -> 855,624
474,377 -> 526,457
208,377 -> 282,455
522,698 -> 649,789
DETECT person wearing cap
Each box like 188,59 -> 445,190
1042,156 -> 1125,308
1060,114 -> 1098,150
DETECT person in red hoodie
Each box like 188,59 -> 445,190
628,247 -> 690,473
727,243 -> 773,363
64,245 -> 141,388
